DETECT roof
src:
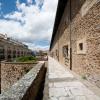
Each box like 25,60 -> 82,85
49,0 -> 68,51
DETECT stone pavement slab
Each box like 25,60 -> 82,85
43,57 -> 100,100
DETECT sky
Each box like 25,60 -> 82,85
0,0 -> 58,51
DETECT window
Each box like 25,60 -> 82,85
79,43 -> 83,50
63,45 -> 69,57
77,38 -> 86,54
81,0 -> 97,17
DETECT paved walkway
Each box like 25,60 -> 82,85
43,57 -> 100,100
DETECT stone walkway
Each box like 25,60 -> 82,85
43,57 -> 100,100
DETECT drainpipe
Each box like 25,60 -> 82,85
69,0 -> 72,70
58,30 -> 59,61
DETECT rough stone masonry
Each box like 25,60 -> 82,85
49,0 -> 100,88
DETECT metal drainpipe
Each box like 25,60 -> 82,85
58,30 -> 59,61
69,0 -> 72,70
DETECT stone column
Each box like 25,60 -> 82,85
22,50 -> 24,56
11,48 -> 13,61
20,50 -> 21,57
4,46 -> 7,60
16,49 -> 18,58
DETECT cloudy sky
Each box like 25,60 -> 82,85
0,0 -> 58,50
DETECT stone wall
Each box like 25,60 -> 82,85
1,61 -> 36,91
0,62 -> 46,100
71,1 -> 100,88
50,0 -> 100,88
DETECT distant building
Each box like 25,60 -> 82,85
35,50 -> 48,61
0,33 -> 32,61
50,0 -> 100,87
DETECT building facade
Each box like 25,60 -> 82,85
50,0 -> 100,87
0,34 -> 32,61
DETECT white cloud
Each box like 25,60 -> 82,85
0,0 -> 58,50
25,42 -> 49,51
35,0 -> 44,6
27,0 -> 33,4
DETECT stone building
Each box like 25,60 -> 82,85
50,0 -> 100,87
0,33 -> 32,61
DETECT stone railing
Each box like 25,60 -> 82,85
0,62 -> 46,100
1,61 -> 37,91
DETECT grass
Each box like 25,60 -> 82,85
82,75 -> 87,80
15,56 -> 37,63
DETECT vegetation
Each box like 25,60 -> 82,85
81,75 -> 87,80
15,56 -> 37,63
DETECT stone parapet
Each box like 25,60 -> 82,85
0,62 -> 46,100
1,61 -> 37,91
